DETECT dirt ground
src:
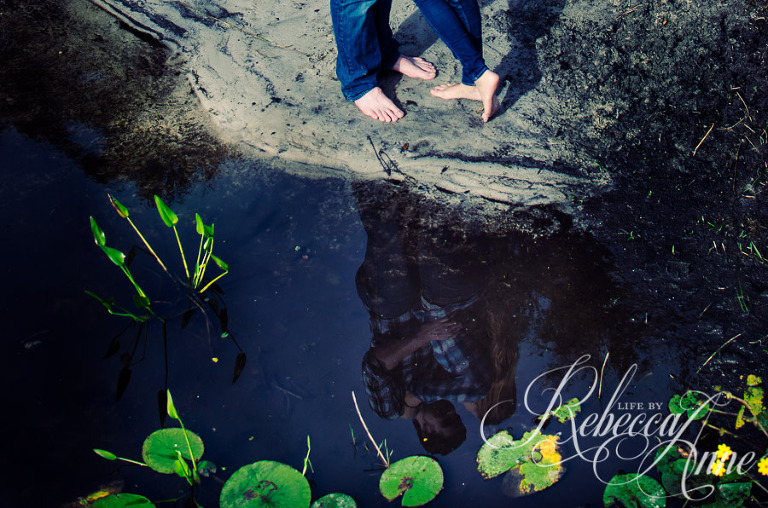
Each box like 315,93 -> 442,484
1,0 -> 767,421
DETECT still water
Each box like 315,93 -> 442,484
0,126 -> 680,507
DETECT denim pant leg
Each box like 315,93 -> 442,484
412,0 -> 488,85
331,0 -> 400,101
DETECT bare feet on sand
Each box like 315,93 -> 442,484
430,70 -> 500,122
392,55 -> 437,80
354,56 -> 436,123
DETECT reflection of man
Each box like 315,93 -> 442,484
354,184 -> 491,454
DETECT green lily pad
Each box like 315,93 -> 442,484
603,473 -> 666,508
141,428 -> 204,474
477,429 -> 563,493
379,456 -> 444,507
310,493 -> 357,508
736,375 -> 763,429
538,398 -> 581,423
701,482 -> 751,508
668,392 -> 709,420
92,493 -> 155,507
220,460 -> 311,508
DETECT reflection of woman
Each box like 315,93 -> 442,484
354,183 -> 494,454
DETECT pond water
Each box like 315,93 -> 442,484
1,126 -> 689,507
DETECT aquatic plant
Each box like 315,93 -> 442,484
88,194 -> 244,399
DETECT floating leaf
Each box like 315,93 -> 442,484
310,493 -> 357,508
92,493 -> 155,507
141,428 -> 204,474
735,375 -> 763,429
93,449 -> 118,461
154,195 -> 178,227
108,194 -> 130,218
669,392 -> 709,420
517,436 -> 563,494
220,460 -> 311,508
90,216 -> 106,246
701,482 -> 751,508
379,456 -> 443,507
539,398 -> 581,423
603,473 -> 666,508
477,430 -> 559,480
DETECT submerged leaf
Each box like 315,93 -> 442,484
154,195 -> 178,227
233,352 -> 247,384
220,460 -> 311,508
141,428 -> 204,474
379,456 -> 443,507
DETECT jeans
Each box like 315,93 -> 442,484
331,0 -> 401,101
412,0 -> 488,85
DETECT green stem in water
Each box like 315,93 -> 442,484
120,265 -> 147,299
127,217 -> 170,275
193,232 -> 205,288
173,226 -> 190,282
200,271 -> 228,294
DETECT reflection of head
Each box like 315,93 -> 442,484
413,400 -> 467,455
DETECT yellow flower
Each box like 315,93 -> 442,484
716,444 -> 733,460
758,457 -> 768,476
711,459 -> 727,477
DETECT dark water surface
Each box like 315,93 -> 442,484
0,126 -> 684,507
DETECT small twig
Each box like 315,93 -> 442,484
618,3 -> 644,17
351,391 -> 389,468
697,333 -> 742,373
693,123 -> 715,156
598,352 -> 610,399
697,303 -> 712,318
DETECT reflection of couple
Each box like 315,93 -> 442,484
331,0 -> 500,122
355,184 -> 517,454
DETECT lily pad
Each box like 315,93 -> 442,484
379,456 -> 444,507
735,375 -> 763,429
539,397 -> 582,423
668,392 -> 709,420
141,428 -> 204,474
220,460 -> 311,508
701,482 -> 751,508
477,429 -> 563,494
92,493 -> 155,507
310,493 -> 357,508
603,473 -> 666,508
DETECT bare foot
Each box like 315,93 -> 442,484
391,55 -> 437,80
430,70 -> 500,122
354,87 -> 404,123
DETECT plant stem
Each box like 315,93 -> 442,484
120,266 -> 147,299
351,391 -> 389,468
118,457 -> 149,467
127,217 -> 170,275
200,271 -> 228,294
173,226 -> 190,282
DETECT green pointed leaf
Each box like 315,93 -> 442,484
195,213 -> 204,235
603,473 -> 666,508
310,493 -> 357,508
379,456 -> 443,507
141,428 -> 203,474
93,448 -> 118,460
220,460 -> 311,508
90,216 -> 106,246
174,453 -> 191,479
203,223 -> 214,238
154,195 -> 178,227
102,246 -> 126,267
166,389 -> 179,420
92,493 -> 155,507
108,194 -> 130,218
211,254 -> 229,271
